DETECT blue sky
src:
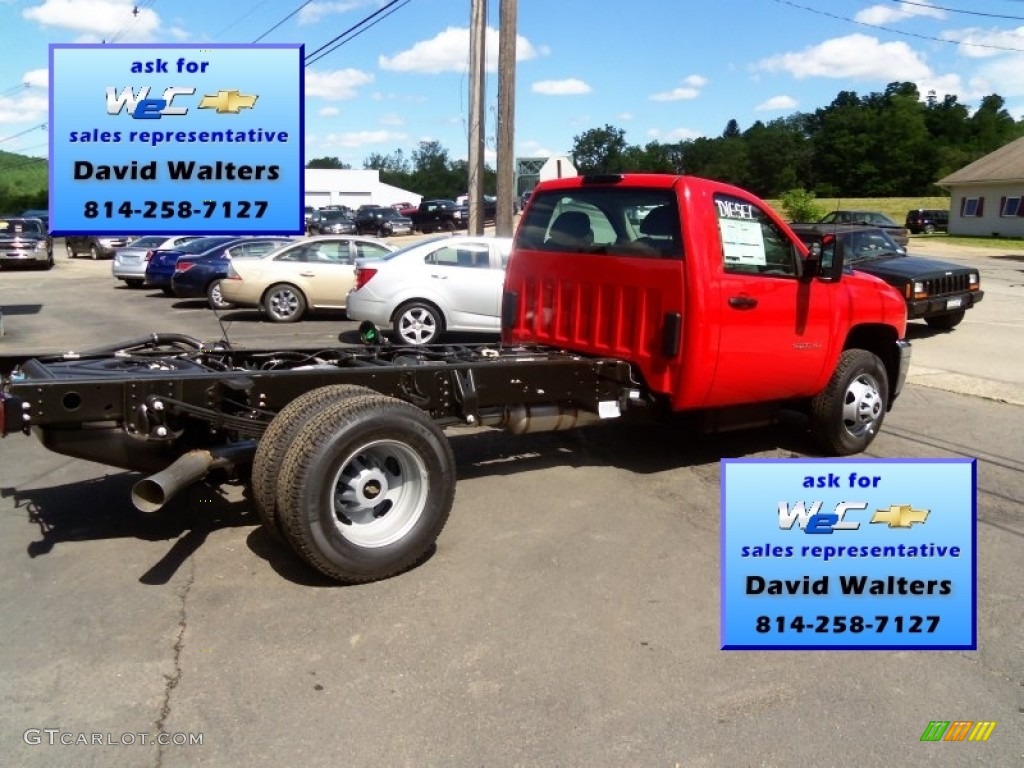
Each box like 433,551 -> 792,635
2,0 -> 1024,167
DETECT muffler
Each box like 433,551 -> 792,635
131,441 -> 257,513
479,404 -> 603,434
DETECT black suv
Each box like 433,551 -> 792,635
905,209 -> 949,234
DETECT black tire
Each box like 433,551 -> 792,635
206,279 -> 234,310
923,224 -> 936,234
924,310 -> 965,330
43,254 -> 54,270
90,246 -> 100,260
442,219 -> 455,233
392,300 -> 443,345
126,278 -> 144,288
66,242 -> 75,258
809,349 -> 889,456
262,283 -> 307,322
161,286 -> 175,297
252,385 -> 376,541
276,394 -> 455,583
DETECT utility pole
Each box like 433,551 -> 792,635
468,0 -> 486,235
495,0 -> 517,237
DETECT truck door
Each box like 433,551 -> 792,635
705,194 -> 834,406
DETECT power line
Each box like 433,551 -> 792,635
213,0 -> 271,40
0,124 -> 47,144
898,1 -> 1024,21
253,1 -> 315,43
773,0 -> 1024,53
304,0 -> 408,66
108,0 -> 158,44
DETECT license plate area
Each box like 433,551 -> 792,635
946,297 -> 963,310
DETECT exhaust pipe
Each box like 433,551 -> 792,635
131,441 -> 257,513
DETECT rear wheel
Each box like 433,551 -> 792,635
276,394 -> 455,583
393,301 -> 443,345
160,286 -> 175,297
809,349 -> 889,456
90,246 -> 100,260
206,279 -> 234,310
252,385 -> 376,541
923,223 -> 936,234
263,283 -> 307,322
924,310 -> 965,330
66,243 -> 75,258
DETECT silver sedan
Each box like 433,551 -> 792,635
112,235 -> 203,287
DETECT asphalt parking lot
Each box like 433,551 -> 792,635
1,239 -> 1022,767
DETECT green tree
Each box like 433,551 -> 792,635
571,124 -> 628,173
306,156 -> 351,169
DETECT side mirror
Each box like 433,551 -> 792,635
800,234 -> 844,282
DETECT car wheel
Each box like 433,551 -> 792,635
263,283 -> 307,323
442,220 -> 455,233
809,349 -> 889,456
66,242 -> 75,258
275,393 -> 455,584
126,278 -> 144,288
161,286 -> 175,297
924,310 -> 965,330
377,226 -> 388,238
90,246 -> 100,260
44,253 -> 54,270
924,224 -> 936,234
393,301 -> 443,345
206,279 -> 234,310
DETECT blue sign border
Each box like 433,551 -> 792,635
720,458 -> 977,651
48,43 -> 305,236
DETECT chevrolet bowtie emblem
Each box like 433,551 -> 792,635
197,90 -> 258,114
870,504 -> 930,528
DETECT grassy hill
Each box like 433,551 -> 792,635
0,149 -> 48,212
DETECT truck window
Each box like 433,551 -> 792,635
714,193 -> 798,277
516,188 -> 682,259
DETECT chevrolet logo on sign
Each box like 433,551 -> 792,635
198,90 -> 258,114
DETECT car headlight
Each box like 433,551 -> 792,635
968,273 -> 979,290
912,281 -> 927,298
35,240 -> 48,250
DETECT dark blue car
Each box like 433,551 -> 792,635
145,236 -> 240,294
171,237 -> 293,309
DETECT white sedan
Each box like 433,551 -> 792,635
219,236 -> 396,322
346,235 -> 513,345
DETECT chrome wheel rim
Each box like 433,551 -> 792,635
268,288 -> 300,320
842,373 -> 883,439
328,440 -> 428,548
398,307 -> 437,344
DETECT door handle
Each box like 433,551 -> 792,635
299,271 -> 316,277
430,274 -> 448,279
728,295 -> 758,309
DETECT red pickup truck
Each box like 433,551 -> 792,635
503,173 -> 911,455
0,173 -> 910,583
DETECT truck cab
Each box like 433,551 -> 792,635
502,173 -> 909,422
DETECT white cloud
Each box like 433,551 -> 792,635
966,53 -> 1024,97
318,130 -> 408,149
855,1 -> 944,25
379,26 -> 546,74
532,78 -> 591,96
757,34 -> 932,80
298,1 -> 360,26
0,94 -> 49,124
519,140 -> 553,157
647,127 -> 703,142
650,74 -> 707,102
650,87 -> 700,102
755,95 -> 798,111
23,0 -> 160,40
379,113 -> 404,126
23,68 -> 48,88
305,68 -> 374,100
940,26 -> 1024,60
319,106 -> 340,117
618,112 -> 634,121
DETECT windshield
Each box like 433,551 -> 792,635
379,236 -> 450,262
129,236 -> 171,248
839,230 -> 903,263
321,211 -> 351,221
0,219 -> 43,235
178,236 -> 238,254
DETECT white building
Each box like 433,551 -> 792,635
304,169 -> 421,210
937,136 -> 1024,238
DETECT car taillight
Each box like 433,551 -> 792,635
175,261 -> 195,273
354,267 -> 377,291
226,263 -> 241,280
145,250 -> 155,262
